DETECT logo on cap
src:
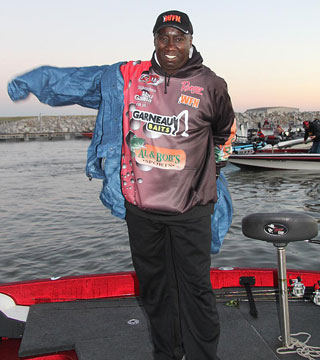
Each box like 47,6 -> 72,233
153,10 -> 193,35
163,15 -> 181,23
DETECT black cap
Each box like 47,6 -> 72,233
153,10 -> 193,35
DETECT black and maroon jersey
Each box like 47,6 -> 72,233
120,47 -> 236,214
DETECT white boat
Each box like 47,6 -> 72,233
233,136 -> 312,155
229,149 -> 320,171
274,138 -> 312,150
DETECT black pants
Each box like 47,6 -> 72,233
126,210 -> 220,360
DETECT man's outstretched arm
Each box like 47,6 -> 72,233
8,65 -> 109,109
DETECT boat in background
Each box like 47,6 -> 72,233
81,132 -> 93,139
231,133 -> 319,171
229,148 -> 320,171
275,137 -> 311,150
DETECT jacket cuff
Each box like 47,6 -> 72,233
7,80 -> 29,102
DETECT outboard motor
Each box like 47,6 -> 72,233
312,281 -> 320,306
242,212 -> 318,348
290,277 -> 305,298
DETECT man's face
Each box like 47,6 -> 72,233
154,27 -> 192,75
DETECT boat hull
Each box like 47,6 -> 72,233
0,268 -> 319,305
1,268 -> 320,360
229,152 -> 320,170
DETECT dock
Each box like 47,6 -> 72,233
0,132 -> 86,142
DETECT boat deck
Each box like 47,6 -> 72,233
14,293 -> 319,360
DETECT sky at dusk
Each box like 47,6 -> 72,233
1,0 -> 319,116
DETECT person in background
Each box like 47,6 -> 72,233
274,124 -> 284,139
303,119 -> 320,153
256,129 -> 265,140
8,10 -> 236,359
263,118 -> 270,128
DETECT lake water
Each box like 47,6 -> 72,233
0,140 -> 319,284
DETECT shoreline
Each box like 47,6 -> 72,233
0,111 -> 319,140
0,115 -> 96,135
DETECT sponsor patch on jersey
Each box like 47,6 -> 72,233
138,85 -> 156,93
139,74 -> 162,86
134,144 -> 186,170
132,109 -> 189,137
180,81 -> 204,96
178,94 -> 200,108
135,90 -> 153,103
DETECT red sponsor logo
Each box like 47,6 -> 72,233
178,94 -> 200,108
163,15 -> 181,23
139,74 -> 160,85
180,81 -> 204,96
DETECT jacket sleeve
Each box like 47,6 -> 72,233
211,79 -> 236,172
7,65 -> 109,109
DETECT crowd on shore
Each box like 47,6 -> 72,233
0,111 -> 319,135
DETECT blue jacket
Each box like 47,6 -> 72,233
8,62 -> 232,253
8,62 -> 126,218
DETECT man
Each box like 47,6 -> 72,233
303,119 -> 320,153
8,10 -> 236,359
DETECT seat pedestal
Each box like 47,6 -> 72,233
276,245 -> 291,347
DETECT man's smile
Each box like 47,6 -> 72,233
165,55 -> 177,59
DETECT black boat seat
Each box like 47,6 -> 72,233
242,212 -> 318,348
242,212 -> 318,245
